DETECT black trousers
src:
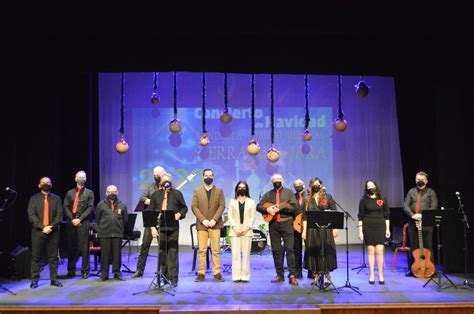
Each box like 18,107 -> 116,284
31,229 -> 59,281
294,230 -> 303,276
136,227 -> 154,272
269,219 -> 296,278
407,222 -> 434,266
159,228 -> 179,283
99,237 -> 122,279
66,220 -> 90,274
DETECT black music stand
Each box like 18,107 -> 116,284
421,209 -> 456,290
306,210 -> 343,294
121,213 -> 139,273
133,210 -> 175,296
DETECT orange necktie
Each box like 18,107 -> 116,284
43,194 -> 49,226
72,188 -> 81,214
415,190 -> 422,214
162,190 -> 168,211
298,193 -> 303,206
275,189 -> 281,222
110,201 -> 115,211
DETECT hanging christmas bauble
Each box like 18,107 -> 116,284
220,109 -> 233,124
169,118 -> 182,133
247,139 -> 260,155
333,117 -> 348,132
116,136 -> 129,154
355,81 -> 369,97
303,129 -> 312,141
199,132 -> 210,146
151,92 -> 160,104
266,147 -> 280,162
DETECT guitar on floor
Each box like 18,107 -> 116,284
261,200 -> 290,222
411,220 -> 435,278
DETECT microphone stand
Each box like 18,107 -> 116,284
454,194 -> 474,289
332,197 -> 362,295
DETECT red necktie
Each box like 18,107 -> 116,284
415,190 -> 422,214
162,190 -> 168,211
72,188 -> 81,214
43,194 -> 49,226
110,201 -> 115,211
276,189 -> 281,222
298,193 -> 303,206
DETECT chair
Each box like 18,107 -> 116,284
121,213 -> 141,273
88,225 -> 101,271
391,223 -> 410,272
190,223 -> 210,272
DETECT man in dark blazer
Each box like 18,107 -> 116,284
27,176 -> 64,288
191,168 -> 226,282
148,173 -> 187,287
63,170 -> 95,279
96,185 -> 128,281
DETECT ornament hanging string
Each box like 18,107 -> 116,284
304,74 -> 310,129
173,72 -> 178,118
337,75 -> 343,119
153,72 -> 158,91
202,72 -> 206,133
270,74 -> 275,145
119,72 -> 125,134
251,74 -> 255,137
224,72 -> 228,112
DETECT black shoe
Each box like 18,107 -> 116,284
131,271 -> 143,278
98,277 -> 108,282
82,272 -> 90,279
65,272 -> 75,279
50,280 -> 63,287
114,275 -> 125,281
405,271 -> 414,277
369,280 -> 375,285
30,281 -> 39,289
379,280 -> 385,285
170,281 -> 178,288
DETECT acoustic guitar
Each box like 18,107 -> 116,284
411,220 -> 435,278
261,201 -> 290,222
293,213 -> 303,233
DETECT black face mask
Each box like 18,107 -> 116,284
77,179 -> 86,186
368,188 -> 377,195
154,176 -> 161,184
204,178 -> 213,185
273,181 -> 282,189
311,185 -> 321,193
294,186 -> 304,193
237,189 -> 246,196
416,181 -> 425,188
107,194 -> 118,201
162,181 -> 172,189
40,184 -> 52,192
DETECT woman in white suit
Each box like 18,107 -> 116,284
228,181 -> 256,282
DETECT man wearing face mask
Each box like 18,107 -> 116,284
293,179 -> 306,279
403,171 -> 438,277
192,168 -> 226,282
257,174 -> 298,285
148,173 -> 188,287
63,170 -> 95,279
28,177 -> 64,288
96,185 -> 128,281
132,166 -> 165,278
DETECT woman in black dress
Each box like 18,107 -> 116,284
302,178 -> 338,285
357,180 -> 390,284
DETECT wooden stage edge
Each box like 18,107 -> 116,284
1,303 -> 474,314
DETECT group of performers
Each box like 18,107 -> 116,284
27,167 -> 437,289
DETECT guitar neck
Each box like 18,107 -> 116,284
175,179 -> 188,191
417,223 -> 424,252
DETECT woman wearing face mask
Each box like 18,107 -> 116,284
227,181 -> 256,282
357,180 -> 390,284
302,178 -> 338,287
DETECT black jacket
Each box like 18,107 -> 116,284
63,187 -> 95,221
28,192 -> 63,231
96,199 -> 128,238
149,188 -> 188,231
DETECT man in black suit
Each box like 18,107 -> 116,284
27,177 -> 63,288
63,170 -> 95,279
148,173 -> 188,287
96,185 -> 128,282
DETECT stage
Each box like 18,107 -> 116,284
1,244 -> 473,313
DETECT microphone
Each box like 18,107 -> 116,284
455,191 -> 461,201
6,187 -> 17,193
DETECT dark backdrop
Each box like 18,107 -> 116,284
1,4 -> 472,273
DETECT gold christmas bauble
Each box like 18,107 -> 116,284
333,118 -> 348,132
116,137 -> 129,154
355,81 -> 369,97
151,92 -> 160,104
303,129 -> 312,141
169,118 -> 182,133
220,110 -> 233,124
247,139 -> 260,155
266,147 -> 280,162
199,132 -> 210,146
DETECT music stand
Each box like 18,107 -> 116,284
121,213 -> 138,273
421,209 -> 456,290
306,210 -> 343,294
133,210 -> 175,296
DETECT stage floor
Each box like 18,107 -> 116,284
1,244 -> 473,307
